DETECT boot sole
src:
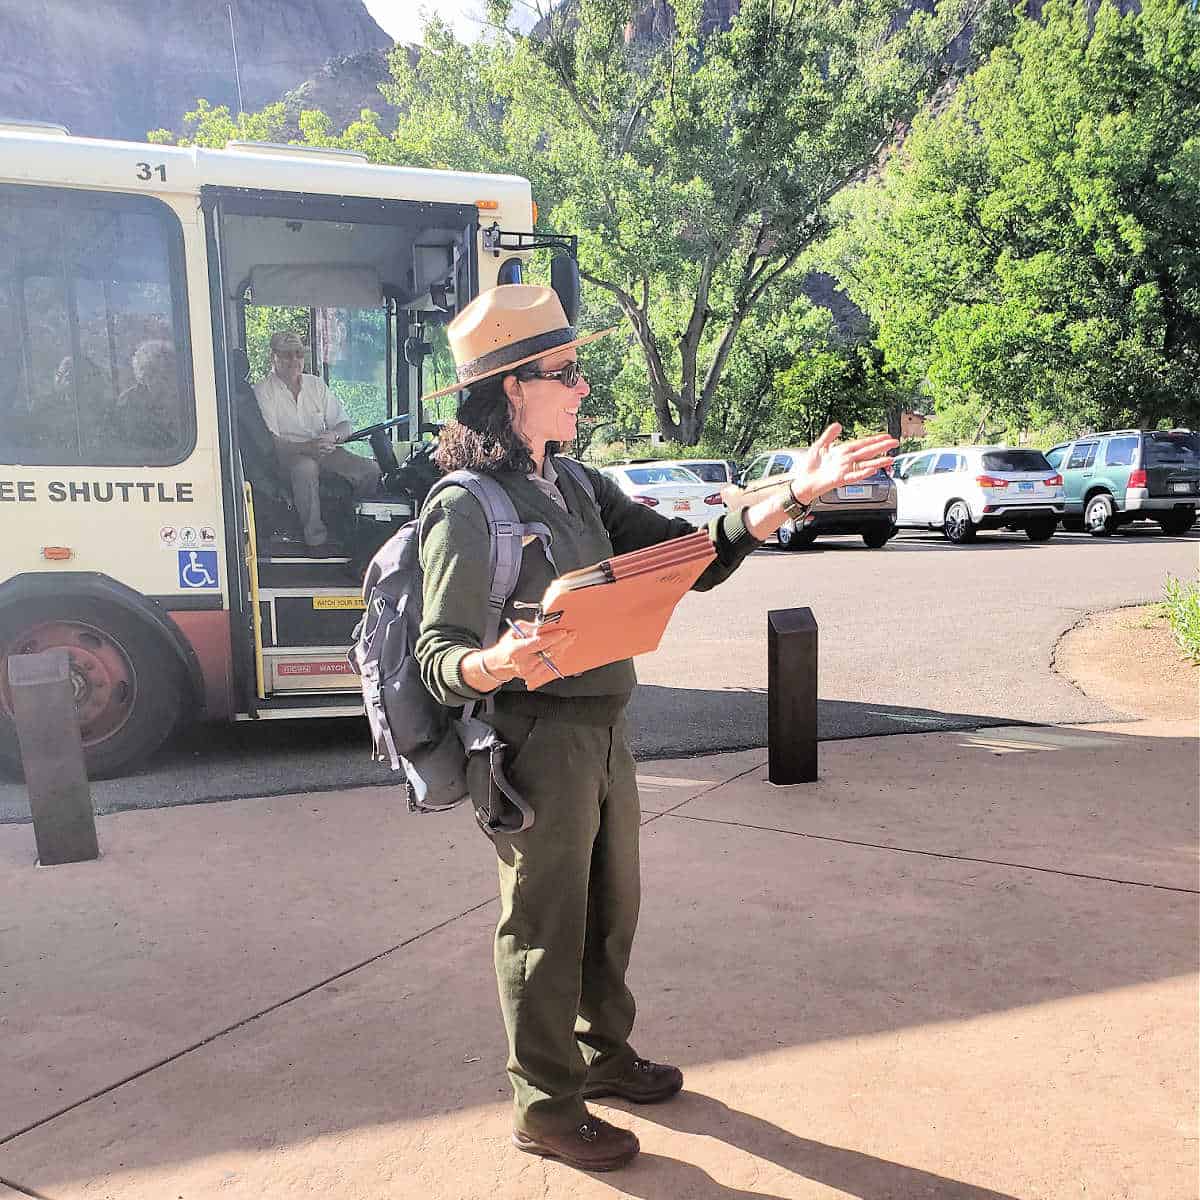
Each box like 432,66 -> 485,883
580,1078 -> 683,1104
512,1132 -> 638,1172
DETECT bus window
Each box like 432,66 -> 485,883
420,322 -> 458,429
0,185 -> 194,466
243,303 -> 389,460
322,307 -> 388,458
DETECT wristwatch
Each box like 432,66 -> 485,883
782,485 -> 810,521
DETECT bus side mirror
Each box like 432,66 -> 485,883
551,255 -> 580,325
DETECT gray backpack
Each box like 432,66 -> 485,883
350,457 -> 596,835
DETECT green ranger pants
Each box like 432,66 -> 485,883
487,700 -> 642,1135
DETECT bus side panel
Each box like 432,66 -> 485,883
169,609 -> 235,720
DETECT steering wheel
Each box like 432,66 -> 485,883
343,414 -> 446,478
342,413 -> 412,443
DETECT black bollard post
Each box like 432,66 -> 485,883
8,648 -> 99,865
767,607 -> 818,785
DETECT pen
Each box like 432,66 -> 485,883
505,617 -> 566,681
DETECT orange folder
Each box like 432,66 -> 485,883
524,530 -> 716,687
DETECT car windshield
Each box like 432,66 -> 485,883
981,450 -> 1052,473
684,462 -> 729,483
623,466 -> 701,485
1145,433 -> 1200,467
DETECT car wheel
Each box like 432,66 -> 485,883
777,521 -> 816,550
1157,511 -> 1196,536
943,501 -> 976,544
1025,519 -> 1057,542
1084,493 -> 1117,536
862,525 -> 893,549
0,598 -> 184,779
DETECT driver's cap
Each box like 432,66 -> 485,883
270,331 -> 306,354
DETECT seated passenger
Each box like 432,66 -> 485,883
115,339 -> 182,452
254,330 -> 380,554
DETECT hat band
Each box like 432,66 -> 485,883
457,327 -> 577,383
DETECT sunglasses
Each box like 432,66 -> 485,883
518,360 -> 584,388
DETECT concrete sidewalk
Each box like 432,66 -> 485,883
1,720 -> 1196,1199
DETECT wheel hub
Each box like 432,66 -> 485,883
1,620 -> 136,744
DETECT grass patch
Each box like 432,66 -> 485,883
1161,575 -> 1200,664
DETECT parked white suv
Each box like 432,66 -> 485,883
893,446 -> 1065,543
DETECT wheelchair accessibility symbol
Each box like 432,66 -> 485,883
178,549 -> 220,590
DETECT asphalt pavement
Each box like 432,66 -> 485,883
1,525 -> 1195,820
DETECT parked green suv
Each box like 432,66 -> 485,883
1046,430 -> 1199,535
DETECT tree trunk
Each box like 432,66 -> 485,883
886,403 -> 903,441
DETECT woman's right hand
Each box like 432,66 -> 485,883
479,622 -> 577,690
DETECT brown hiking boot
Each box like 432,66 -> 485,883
582,1057 -> 684,1104
512,1114 -> 639,1171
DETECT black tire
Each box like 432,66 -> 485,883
777,521 -> 816,551
0,598 -> 184,779
1157,511 -> 1196,536
943,501 -> 977,544
1084,493 -> 1117,537
862,525 -> 893,549
1061,515 -> 1084,532
1025,519 -> 1057,542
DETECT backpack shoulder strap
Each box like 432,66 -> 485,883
552,455 -> 597,507
427,470 -> 556,721
424,470 -> 554,644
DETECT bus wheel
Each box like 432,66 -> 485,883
0,599 -> 183,779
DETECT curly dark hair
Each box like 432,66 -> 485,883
433,370 -> 559,475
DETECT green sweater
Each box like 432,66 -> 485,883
415,457 -> 760,706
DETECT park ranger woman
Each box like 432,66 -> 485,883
414,284 -> 896,1172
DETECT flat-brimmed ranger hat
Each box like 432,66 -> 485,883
421,284 -> 616,402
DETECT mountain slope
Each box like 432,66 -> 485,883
0,0 -> 391,141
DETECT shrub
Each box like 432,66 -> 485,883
1162,575 -> 1200,664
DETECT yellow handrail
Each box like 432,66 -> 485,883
242,481 -> 266,700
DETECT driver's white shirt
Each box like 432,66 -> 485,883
254,370 -> 350,443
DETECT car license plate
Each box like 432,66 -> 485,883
674,499 -> 691,511
1172,482 -> 1192,493
1019,481 -> 1034,492
839,485 -> 866,497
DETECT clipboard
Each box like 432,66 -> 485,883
523,530 -> 716,686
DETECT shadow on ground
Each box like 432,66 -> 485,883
0,694 -> 1055,820
611,1093 -> 1021,1199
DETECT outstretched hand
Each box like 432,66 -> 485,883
721,424 -> 900,542
790,424 -> 899,504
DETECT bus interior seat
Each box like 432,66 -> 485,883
230,347 -> 289,505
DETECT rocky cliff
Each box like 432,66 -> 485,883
0,0 -> 391,141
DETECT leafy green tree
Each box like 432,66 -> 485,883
379,0 -> 1007,443
823,0 -> 1200,435
149,99 -> 289,147
704,295 -> 837,453
770,342 -> 896,446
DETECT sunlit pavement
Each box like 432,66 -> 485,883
2,720 -> 1195,1198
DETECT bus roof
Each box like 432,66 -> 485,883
0,125 -> 533,220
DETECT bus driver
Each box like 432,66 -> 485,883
254,330 -> 380,554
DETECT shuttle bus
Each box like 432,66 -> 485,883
0,121 -> 580,776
